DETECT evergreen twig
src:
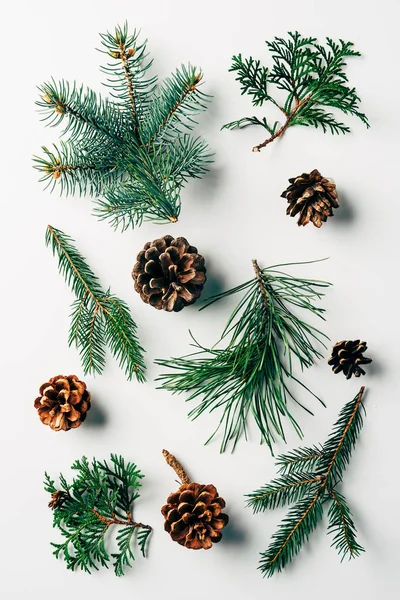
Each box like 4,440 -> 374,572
44,455 -> 152,575
222,32 -> 369,151
248,387 -> 366,577
34,22 -> 212,229
155,259 -> 331,452
46,225 -> 146,381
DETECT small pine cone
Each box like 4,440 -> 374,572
48,490 -> 68,510
328,340 -> 372,379
34,375 -> 91,431
161,482 -> 229,549
281,169 -> 339,228
132,235 -> 206,312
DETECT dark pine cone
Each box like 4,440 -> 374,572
281,169 -> 339,227
161,482 -> 229,549
328,340 -> 372,379
34,374 -> 91,431
132,235 -> 206,312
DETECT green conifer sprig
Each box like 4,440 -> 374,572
222,32 -> 369,152
46,225 -> 145,381
44,455 -> 152,575
155,259 -> 331,452
247,387 -> 366,577
34,22 -> 212,230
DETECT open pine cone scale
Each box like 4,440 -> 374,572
133,235 -> 206,312
162,482 -> 229,549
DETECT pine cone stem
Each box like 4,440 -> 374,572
252,259 -> 269,310
162,449 -> 191,484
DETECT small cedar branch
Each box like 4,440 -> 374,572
34,22 -> 212,229
46,225 -> 146,381
155,259 -> 331,452
223,32 -> 369,152
44,455 -> 152,575
248,387 -> 366,577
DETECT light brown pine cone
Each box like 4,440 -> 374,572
281,169 -> 339,227
132,235 -> 206,312
34,374 -> 91,431
161,482 -> 229,549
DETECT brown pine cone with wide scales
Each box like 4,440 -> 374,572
161,482 -> 229,549
281,169 -> 339,227
328,340 -> 372,379
34,375 -> 91,431
132,235 -> 206,312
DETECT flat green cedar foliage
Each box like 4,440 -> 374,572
155,259 -> 331,452
34,22 -> 212,230
247,387 -> 366,577
46,225 -> 146,381
44,455 -> 152,576
223,32 -> 369,151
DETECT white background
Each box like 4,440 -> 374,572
1,1 -> 398,598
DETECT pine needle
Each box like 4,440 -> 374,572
155,259 -> 331,452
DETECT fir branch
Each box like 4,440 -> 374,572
155,259 -> 331,453
259,492 -> 324,576
35,22 -> 212,228
46,225 -> 146,381
247,472 -> 322,512
45,455 -> 152,575
223,32 -> 369,151
275,445 -> 326,475
250,387 -> 366,577
327,489 -> 365,561
33,143 -> 121,197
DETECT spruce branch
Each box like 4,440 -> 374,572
46,225 -> 146,381
222,32 -> 369,151
44,455 -> 152,575
35,22 -> 212,228
249,387 -> 366,577
155,259 -> 331,452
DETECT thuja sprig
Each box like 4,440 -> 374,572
222,32 -> 369,152
44,455 -> 152,575
247,387 -> 366,577
46,225 -> 145,381
34,22 -> 212,230
155,259 -> 331,452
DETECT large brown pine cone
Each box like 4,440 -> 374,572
161,482 -> 229,549
132,235 -> 206,312
281,169 -> 339,227
34,375 -> 91,431
328,340 -> 372,379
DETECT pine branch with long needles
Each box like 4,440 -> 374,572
46,225 -> 145,381
44,455 -> 152,575
155,259 -> 331,452
34,22 -> 212,230
222,32 -> 369,152
247,386 -> 366,577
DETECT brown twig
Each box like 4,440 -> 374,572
92,509 -> 152,530
252,94 -> 312,152
162,449 -> 191,484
